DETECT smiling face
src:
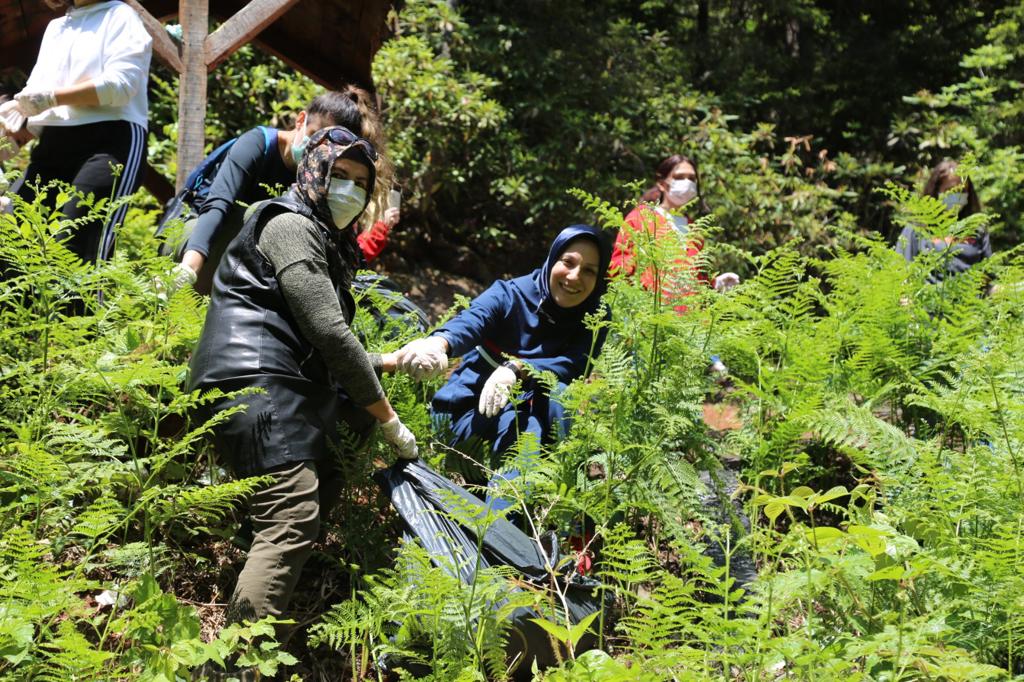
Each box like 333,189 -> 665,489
548,237 -> 601,308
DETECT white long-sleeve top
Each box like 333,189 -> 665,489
25,0 -> 152,132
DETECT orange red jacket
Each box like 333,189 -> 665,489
610,204 -> 708,310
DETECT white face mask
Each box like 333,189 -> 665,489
667,179 -> 698,207
326,178 -> 367,229
942,192 -> 968,212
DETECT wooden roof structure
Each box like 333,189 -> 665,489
1,0 -> 395,197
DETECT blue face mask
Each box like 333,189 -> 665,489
326,178 -> 367,229
942,192 -> 968,213
291,125 -> 310,166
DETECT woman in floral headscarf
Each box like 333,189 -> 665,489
189,127 -> 417,645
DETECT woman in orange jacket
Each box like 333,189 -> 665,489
611,153 -> 738,311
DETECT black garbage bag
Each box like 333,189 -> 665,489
374,460 -> 606,679
697,466 -> 759,594
352,273 -> 430,336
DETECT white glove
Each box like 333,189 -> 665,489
171,262 -> 198,291
0,196 -> 11,215
478,364 -> 518,418
379,416 -> 418,460
395,336 -> 448,381
0,100 -> 26,136
714,272 -> 740,292
15,90 -> 57,117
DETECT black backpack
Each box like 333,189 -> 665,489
155,126 -> 277,242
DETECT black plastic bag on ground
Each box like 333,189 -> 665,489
352,273 -> 430,336
374,460 -> 606,679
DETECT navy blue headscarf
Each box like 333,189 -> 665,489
431,224 -> 613,416
534,224 -> 613,324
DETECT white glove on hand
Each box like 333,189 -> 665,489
478,364 -> 518,418
379,416 -> 418,460
0,100 -> 26,136
395,336 -> 448,381
171,262 -> 198,291
14,90 -> 57,117
714,272 -> 741,292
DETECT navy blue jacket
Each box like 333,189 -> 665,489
431,225 -> 612,417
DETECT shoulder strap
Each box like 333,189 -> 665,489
258,126 -> 278,163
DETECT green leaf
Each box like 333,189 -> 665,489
806,526 -> 845,545
567,610 -> 601,648
528,617 -> 571,643
846,525 -> 888,556
867,564 -> 905,581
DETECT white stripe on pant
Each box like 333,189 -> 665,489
97,121 -> 146,261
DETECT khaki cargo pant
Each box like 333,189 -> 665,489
225,460 -> 327,628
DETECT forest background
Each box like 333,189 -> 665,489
2,0 -> 1024,680
143,0 -> 1024,283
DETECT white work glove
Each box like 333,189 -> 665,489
153,262 -> 197,301
395,336 -> 448,381
379,416 -> 418,460
714,272 -> 741,292
171,262 -> 198,291
478,364 -> 519,418
0,100 -> 26,137
14,90 -> 57,117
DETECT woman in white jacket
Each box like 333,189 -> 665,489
0,0 -> 151,263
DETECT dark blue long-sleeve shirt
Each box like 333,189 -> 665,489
431,225 -> 611,418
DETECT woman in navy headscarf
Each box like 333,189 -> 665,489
395,225 -> 612,505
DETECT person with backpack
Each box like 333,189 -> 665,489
393,225 -> 612,511
168,86 -> 399,294
0,0 -> 151,264
189,126 -> 416,671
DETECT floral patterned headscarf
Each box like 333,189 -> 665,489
293,126 -> 377,230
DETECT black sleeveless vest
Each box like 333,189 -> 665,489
188,197 -> 359,391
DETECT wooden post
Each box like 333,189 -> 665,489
205,0 -> 300,71
176,0 -> 209,191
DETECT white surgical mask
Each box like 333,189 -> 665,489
667,179 -> 698,207
291,125 -> 310,165
942,192 -> 968,212
326,178 -> 367,229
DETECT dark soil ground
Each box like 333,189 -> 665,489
373,258 -> 487,324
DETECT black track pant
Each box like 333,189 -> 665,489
12,120 -> 146,263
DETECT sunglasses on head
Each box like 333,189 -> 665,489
318,127 -> 378,161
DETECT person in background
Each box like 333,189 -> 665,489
0,0 -> 151,264
171,86 -> 400,293
896,159 -> 991,279
394,225 -> 612,511
611,153 -> 739,311
188,127 -> 416,664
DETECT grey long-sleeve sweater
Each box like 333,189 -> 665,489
256,211 -> 385,407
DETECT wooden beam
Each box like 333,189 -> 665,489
204,0 -> 300,71
122,0 -> 184,73
175,0 -> 209,191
